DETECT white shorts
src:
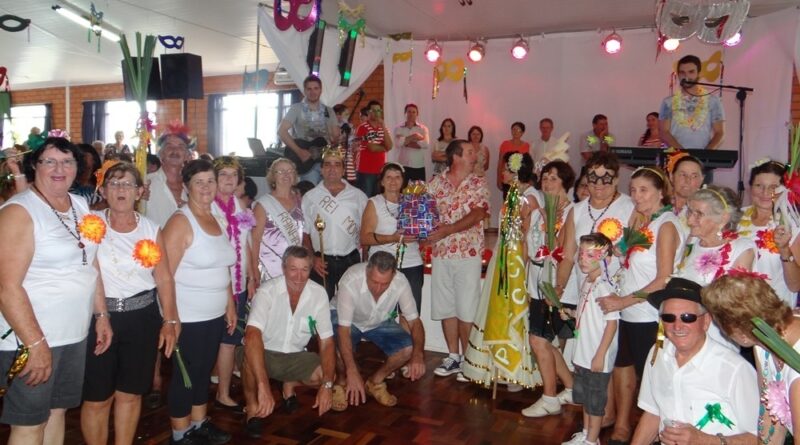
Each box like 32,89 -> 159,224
430,256 -> 482,322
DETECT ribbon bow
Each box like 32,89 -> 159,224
695,403 -> 735,430
534,245 -> 564,263
387,309 -> 398,321
307,316 -> 317,336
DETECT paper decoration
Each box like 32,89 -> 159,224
274,0 -> 320,32
435,58 -> 466,82
0,15 -> 30,33
242,68 -> 270,93
88,3 -> 104,52
656,0 -> 750,45
337,0 -> 366,47
158,35 -> 185,50
392,51 -> 411,63
397,181 -> 439,239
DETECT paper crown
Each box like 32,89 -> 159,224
321,145 -> 345,160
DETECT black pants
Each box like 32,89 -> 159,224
356,172 -> 380,197
167,317 -> 224,418
311,250 -> 361,300
404,167 -> 426,182
400,265 -> 424,313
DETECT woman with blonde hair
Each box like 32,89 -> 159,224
703,274 -> 800,445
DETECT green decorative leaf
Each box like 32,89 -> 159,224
751,317 -> 800,373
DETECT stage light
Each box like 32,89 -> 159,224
52,1 -> 121,42
425,40 -> 442,63
602,31 -> 622,54
724,32 -> 742,47
511,38 -> 529,60
467,41 -> 485,62
663,38 -> 680,52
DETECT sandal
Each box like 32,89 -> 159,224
365,380 -> 397,407
331,384 -> 348,412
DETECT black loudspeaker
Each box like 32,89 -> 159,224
160,53 -> 204,99
121,58 -> 162,101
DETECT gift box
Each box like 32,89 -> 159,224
397,180 -> 439,239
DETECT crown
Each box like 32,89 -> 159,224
321,145 -> 345,160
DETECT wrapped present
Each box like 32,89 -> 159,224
397,180 -> 439,239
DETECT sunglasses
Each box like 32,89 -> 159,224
660,313 -> 704,324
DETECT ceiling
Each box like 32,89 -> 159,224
0,0 -> 797,89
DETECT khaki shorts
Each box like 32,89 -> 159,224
265,350 -> 320,382
431,256 -> 482,322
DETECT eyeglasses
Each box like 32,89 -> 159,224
106,180 -> 138,190
587,171 -> 616,185
275,168 -> 295,175
37,158 -> 78,169
660,312 -> 704,323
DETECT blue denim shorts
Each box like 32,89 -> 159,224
330,310 -> 412,357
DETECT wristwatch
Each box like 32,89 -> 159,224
322,381 -> 334,389
781,254 -> 795,263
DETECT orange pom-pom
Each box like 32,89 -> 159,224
133,239 -> 161,268
78,214 -> 106,244
597,218 -> 623,242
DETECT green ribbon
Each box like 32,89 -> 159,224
695,403 -> 735,430
308,316 -> 317,336
387,309 -> 398,321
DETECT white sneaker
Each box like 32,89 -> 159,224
209,375 -> 219,384
561,431 -> 587,445
521,397 -> 562,417
505,383 -> 523,392
456,372 -> 469,383
434,357 -> 461,376
557,388 -> 574,404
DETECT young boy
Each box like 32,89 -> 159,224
563,233 -> 620,445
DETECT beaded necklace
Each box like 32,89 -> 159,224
32,185 -> 86,265
588,192 -> 619,231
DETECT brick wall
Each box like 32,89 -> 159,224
7,66 -> 386,153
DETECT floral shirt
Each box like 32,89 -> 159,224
428,169 -> 489,259
675,235 -> 755,286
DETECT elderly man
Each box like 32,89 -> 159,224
331,252 -> 425,410
427,139 -> 489,378
630,278 -> 758,445
278,75 -> 340,184
301,146 -> 368,299
145,129 -> 192,228
241,246 -> 336,438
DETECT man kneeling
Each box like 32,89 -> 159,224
242,246 -> 336,438
331,251 -> 426,410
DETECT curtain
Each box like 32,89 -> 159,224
206,94 -> 225,156
257,5 -> 384,105
81,101 -> 106,143
43,103 -> 52,134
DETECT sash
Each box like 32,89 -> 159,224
259,194 -> 302,247
314,186 -> 360,251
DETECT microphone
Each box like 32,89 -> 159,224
680,78 -> 696,87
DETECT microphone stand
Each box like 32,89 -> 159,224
684,80 -> 753,199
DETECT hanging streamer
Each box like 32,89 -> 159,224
432,66 -> 440,100
274,0 -> 320,32
88,3 -> 104,52
337,0 -> 366,47
0,15 -> 30,33
463,67 -> 468,103
158,35 -> 185,50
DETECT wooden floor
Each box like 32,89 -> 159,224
0,344 -> 625,445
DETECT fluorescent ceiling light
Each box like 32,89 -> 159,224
52,2 -> 121,42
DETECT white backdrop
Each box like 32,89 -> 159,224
384,9 -> 800,217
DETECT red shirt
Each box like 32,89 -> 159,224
356,121 -> 387,174
499,140 -> 530,161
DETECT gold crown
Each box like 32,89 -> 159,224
321,145 -> 345,160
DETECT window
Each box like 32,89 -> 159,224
2,105 -> 47,146
220,91 -> 296,157
104,100 -> 157,146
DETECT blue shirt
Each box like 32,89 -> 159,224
659,92 -> 724,149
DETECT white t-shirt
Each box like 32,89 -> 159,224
145,169 -> 185,228
0,190 -> 99,350
302,180 -> 367,255
674,237 -> 755,286
96,210 -> 160,300
567,194 -> 634,305
173,207 -> 236,322
367,194 -> 423,268
619,211 -> 687,323
525,188 -> 573,300
573,277 -> 619,373
331,263 -> 419,332
212,197 -> 252,294
247,275 -> 333,353
393,122 -> 430,169
638,337 -> 759,436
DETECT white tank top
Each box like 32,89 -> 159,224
0,190 -> 99,350
619,211 -> 687,322
566,194 -> 634,305
96,211 -> 160,300
367,194 -> 423,267
174,207 -> 237,322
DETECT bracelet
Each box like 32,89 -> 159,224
27,336 -> 47,349
93,312 -> 110,320
373,233 -> 380,243
13,174 -> 25,179
162,319 -> 178,325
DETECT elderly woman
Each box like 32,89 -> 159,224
668,154 -> 704,228
676,185 -> 755,283
522,159 -> 577,417
432,118 -> 456,176
738,161 -> 800,306
80,162 -> 179,445
703,274 -> 800,445
252,158 -> 304,282
0,137 -> 110,443
467,126 -> 490,177
596,166 -> 685,444
211,156 -> 256,413
163,159 -> 237,445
